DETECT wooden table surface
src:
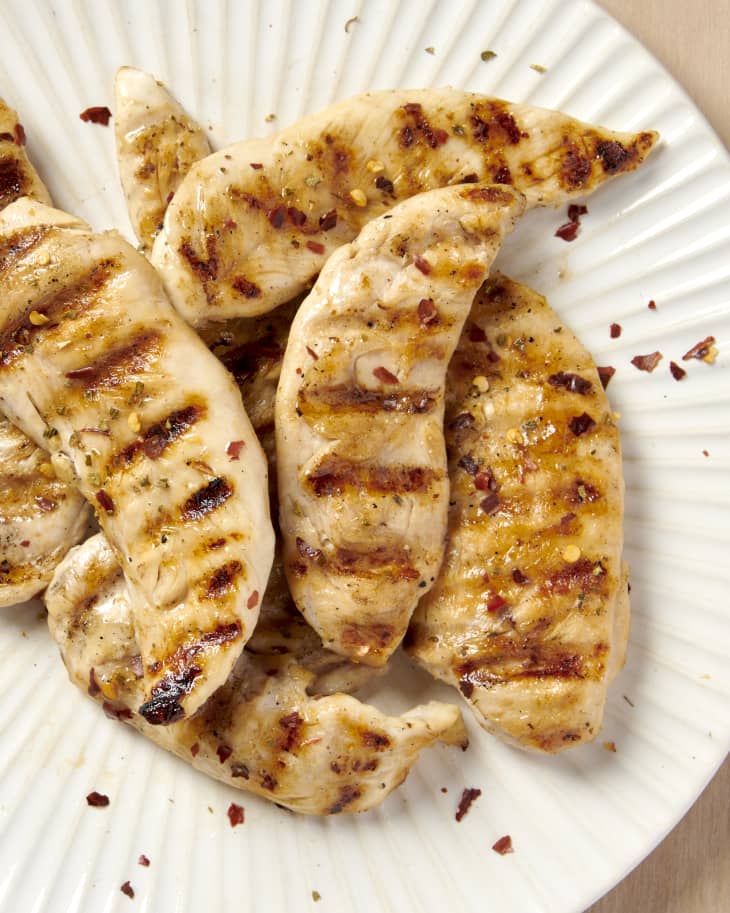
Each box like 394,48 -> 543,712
588,2 -> 730,911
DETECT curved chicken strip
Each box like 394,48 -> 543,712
46,534 -> 466,815
152,88 -> 657,326
0,418 -> 91,607
114,67 -> 212,251
276,184 -> 525,666
405,275 -> 629,752
0,198 -> 274,723
0,97 -> 52,209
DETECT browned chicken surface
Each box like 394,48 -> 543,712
0,199 -> 274,723
46,533 -> 466,815
0,97 -> 51,210
405,275 -> 629,752
152,88 -> 657,326
276,184 -> 525,666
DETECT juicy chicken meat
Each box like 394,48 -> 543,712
151,88 -> 657,326
0,199 -> 274,723
0,98 -> 52,209
46,533 -> 466,815
276,184 -> 525,666
114,67 -> 212,250
405,275 -> 629,752
0,418 -> 91,606
0,98 -> 90,608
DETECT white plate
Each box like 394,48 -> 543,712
0,1 -> 728,911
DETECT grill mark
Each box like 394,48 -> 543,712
0,259 -> 119,368
181,477 -> 233,521
203,561 -> 243,599
306,457 -> 440,497
0,225 -> 48,274
139,621 -> 242,724
324,545 -> 420,581
0,158 -> 28,211
64,329 -> 162,391
456,648 -> 586,692
341,622 -> 395,651
300,384 -> 437,416
110,403 -> 204,468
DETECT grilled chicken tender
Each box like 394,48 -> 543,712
0,97 -> 52,209
114,67 -> 212,250
0,418 -> 91,607
152,88 -> 657,326
0,198 -> 274,723
46,534 -> 466,815
405,275 -> 629,752
276,184 -> 525,666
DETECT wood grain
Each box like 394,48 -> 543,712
589,3 -> 730,909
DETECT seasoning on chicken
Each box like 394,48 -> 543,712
0,97 -> 52,210
151,88 -> 658,326
114,67 -> 212,250
276,184 -> 525,666
0,418 -> 91,607
405,275 -> 629,751
46,534 -> 466,815
0,198 -> 274,722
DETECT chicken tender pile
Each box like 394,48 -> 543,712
0,70 -> 657,814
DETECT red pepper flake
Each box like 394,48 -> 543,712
268,205 -> 287,228
669,360 -> 687,381
610,323 -> 622,339
306,240 -> 325,254
603,740 -> 617,752
630,351 -> 662,372
597,366 -> 615,389
223,218 -> 237,230
512,568 -> 530,585
120,882 -> 135,899
86,791 -> 109,807
487,594 -> 507,613
568,413 -> 596,436
492,835 -> 514,855
555,220 -> 579,242
217,744 -> 233,764
568,204 -> 588,221
227,802 -> 245,827
95,489 -> 115,514
479,492 -> 500,514
702,449 -> 710,457
648,299 -> 657,310
441,787 -> 448,793
461,172 -> 479,183
547,371 -> 593,395
417,297 -> 438,326
35,496 -> 57,512
319,209 -> 338,231
287,206 -> 307,226
375,175 -> 395,194
413,255 -> 432,275
80,106 -> 112,126
226,440 -> 245,460
682,335 -> 716,361
474,469 -> 496,491
249,162 -> 263,170
20,539 -> 30,547
190,742 -> 200,757
306,345 -> 319,360
138,855 -> 150,867
455,787 -> 482,821
373,366 -> 399,384
103,701 -> 133,721
247,590 -> 259,609
13,123 -> 26,145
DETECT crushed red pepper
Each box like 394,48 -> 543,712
492,835 -> 514,855
597,366 -> 616,389
455,787 -> 482,821
226,440 -> 245,460
13,123 -> 26,145
227,802 -> 245,827
413,255 -> 432,275
80,106 -> 112,126
373,366 -> 399,384
138,855 -> 150,867
630,351 -> 662,372
86,791 -> 109,807
610,323 -> 622,339
669,361 -> 687,381
682,335 -> 716,361
306,240 -> 325,254
120,881 -> 135,899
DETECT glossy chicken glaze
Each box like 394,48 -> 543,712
152,88 -> 657,326
276,183 -> 525,666
0,199 -> 274,723
406,275 -> 629,752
